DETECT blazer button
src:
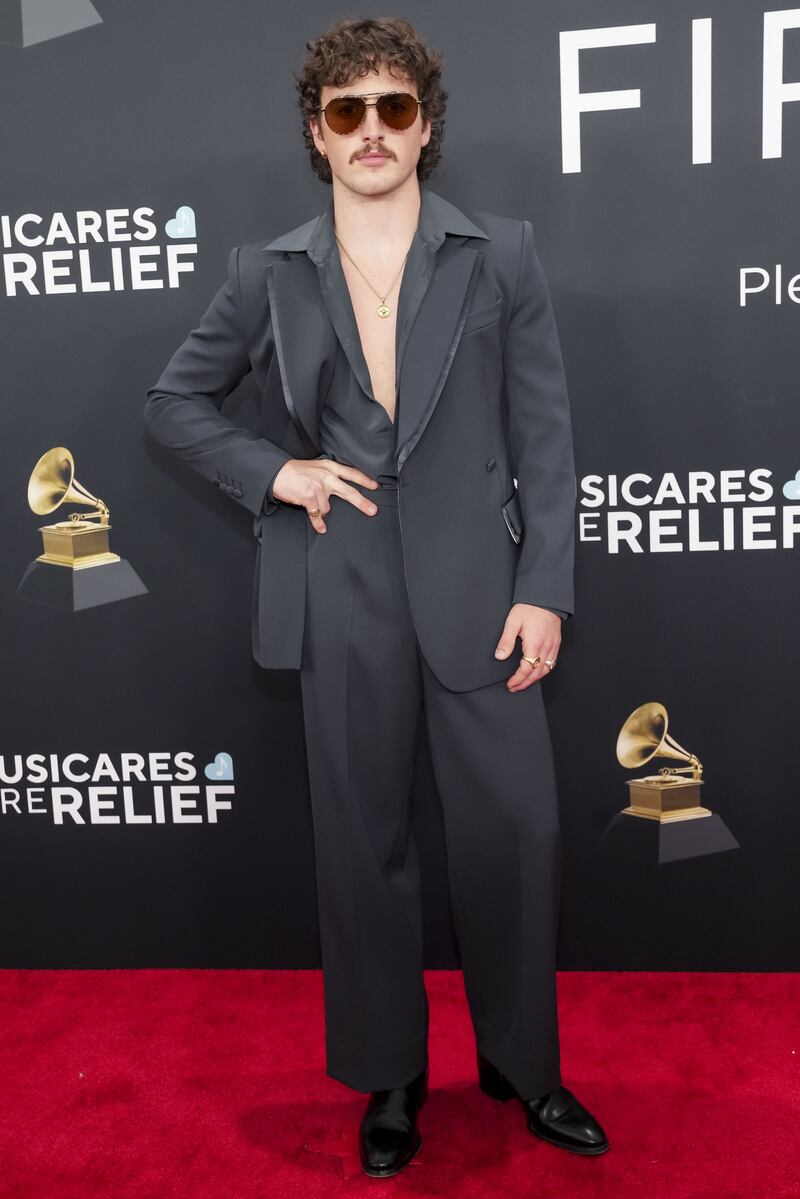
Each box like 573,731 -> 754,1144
232,487 -> 243,498
486,459 -> 496,471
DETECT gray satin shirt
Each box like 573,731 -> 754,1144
264,186 -> 566,621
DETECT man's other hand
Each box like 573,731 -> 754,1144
494,604 -> 561,691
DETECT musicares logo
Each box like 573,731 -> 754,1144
580,466 -> 800,554
0,750 -> 236,826
1,205 -> 198,297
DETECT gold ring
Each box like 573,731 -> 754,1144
521,655 -> 541,669
309,507 -> 320,518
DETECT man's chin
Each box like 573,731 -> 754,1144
340,166 -> 420,198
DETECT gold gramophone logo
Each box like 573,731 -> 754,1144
17,447 -> 147,610
617,701 -> 707,821
598,701 -> 738,863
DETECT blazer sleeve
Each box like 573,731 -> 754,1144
502,220 -> 576,617
143,245 -> 293,519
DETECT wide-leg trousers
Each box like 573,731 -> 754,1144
299,479 -> 564,1100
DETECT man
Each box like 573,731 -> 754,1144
144,14 -> 608,1179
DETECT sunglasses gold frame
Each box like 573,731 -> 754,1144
318,90 -> 423,134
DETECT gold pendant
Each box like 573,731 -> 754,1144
377,302 -> 391,318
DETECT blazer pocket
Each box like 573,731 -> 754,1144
461,295 -> 502,335
501,489 -> 524,544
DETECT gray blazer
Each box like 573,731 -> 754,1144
144,189 -> 576,692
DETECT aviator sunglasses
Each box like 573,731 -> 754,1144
319,90 -> 423,135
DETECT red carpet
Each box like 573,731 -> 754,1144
0,969 -> 797,1197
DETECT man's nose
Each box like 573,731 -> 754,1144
361,104 -> 385,137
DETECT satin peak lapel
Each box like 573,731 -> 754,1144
265,256 -> 330,456
395,239 -> 484,469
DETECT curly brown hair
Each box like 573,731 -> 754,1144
293,15 -> 447,184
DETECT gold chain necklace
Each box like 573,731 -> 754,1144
334,229 -> 412,318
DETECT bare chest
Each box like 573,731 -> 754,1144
340,262 -> 401,426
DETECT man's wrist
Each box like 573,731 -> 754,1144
515,602 -> 568,620
262,454 -> 292,513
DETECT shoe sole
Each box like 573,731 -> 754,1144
360,1132 -> 423,1177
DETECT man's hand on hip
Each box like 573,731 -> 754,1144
271,459 -> 380,533
494,604 -> 561,691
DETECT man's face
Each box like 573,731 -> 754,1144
310,63 -> 431,196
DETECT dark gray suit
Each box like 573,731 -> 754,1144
144,186 -> 576,693
144,186 -> 576,1100
260,187 -> 568,624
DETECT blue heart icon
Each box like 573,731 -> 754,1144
204,752 -> 234,781
165,205 -> 196,239
782,470 -> 800,500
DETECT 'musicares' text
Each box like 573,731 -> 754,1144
0,752 -> 235,825
580,468 -> 800,553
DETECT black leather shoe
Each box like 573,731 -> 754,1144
358,1066 -> 428,1177
477,1050 -> 609,1155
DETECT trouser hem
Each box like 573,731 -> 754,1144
472,1018 -> 562,1101
326,1031 -> 429,1094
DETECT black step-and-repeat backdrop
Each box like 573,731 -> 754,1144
2,1 -> 797,968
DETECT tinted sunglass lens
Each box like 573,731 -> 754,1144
376,93 -> 419,129
325,97 -> 366,133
